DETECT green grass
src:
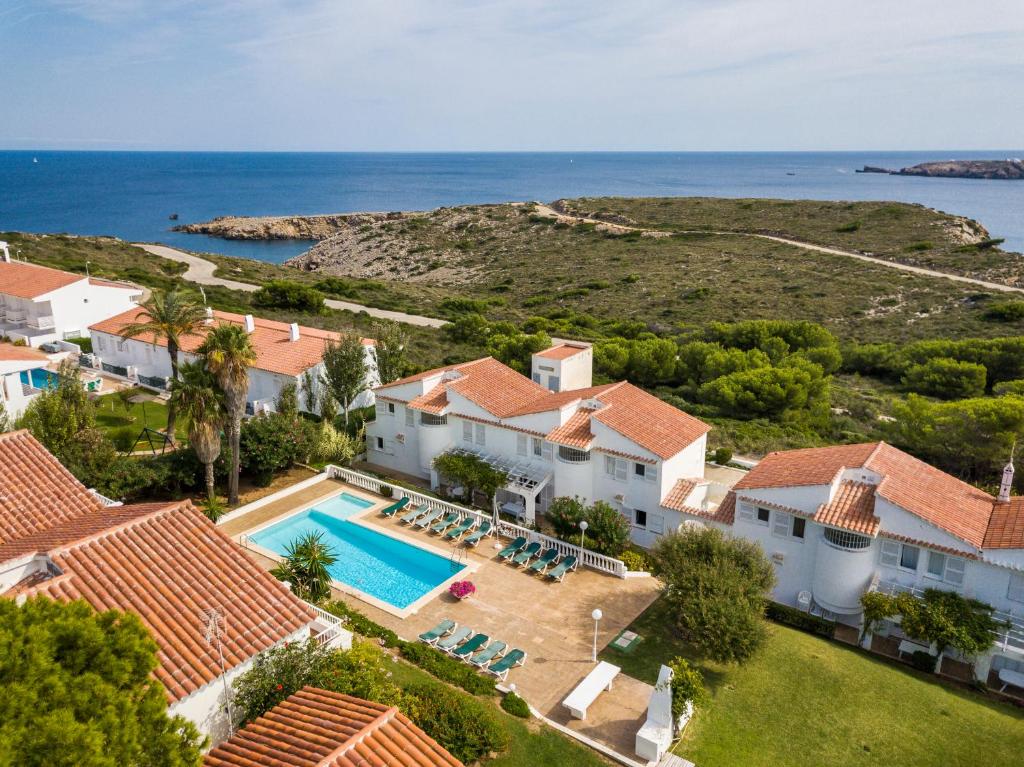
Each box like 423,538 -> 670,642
601,599 -> 1024,767
94,388 -> 188,443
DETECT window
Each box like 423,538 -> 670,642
532,372 -> 541,384
1009,572 -> 1024,604
756,507 -> 770,525
517,434 -> 528,456
405,408 -> 414,427
899,544 -> 919,571
420,413 -> 447,426
96,336 -> 105,352
737,501 -> 755,522
375,436 -> 384,450
824,528 -> 872,550
880,540 -> 900,567
926,551 -> 945,579
648,513 -> 665,535
927,551 -> 965,586
474,423 -> 485,446
558,446 -> 590,463
773,514 -> 805,541
117,338 -> 127,352
547,375 -> 560,391
605,456 -> 627,481
533,438 -> 553,461
462,421 -> 473,443
375,401 -> 385,417
792,517 -> 806,539
635,509 -> 648,528
387,402 -> 395,415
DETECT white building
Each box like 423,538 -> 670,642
366,342 -> 712,546
90,307 -> 378,416
0,342 -> 50,420
0,242 -> 142,347
0,430 -> 350,743
673,442 -> 1024,681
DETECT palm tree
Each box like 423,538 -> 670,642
169,361 -> 225,508
270,531 -> 337,603
121,290 -> 206,441
198,323 -> 256,505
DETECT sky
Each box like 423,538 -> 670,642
1,0 -> 1023,151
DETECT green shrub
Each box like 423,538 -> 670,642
835,220 -> 862,233
397,641 -> 495,696
984,301 -> 1024,322
239,412 -> 318,485
379,483 -> 394,498
910,650 -> 937,672
901,357 -> 987,399
620,550 -> 649,572
713,447 -> 733,465
904,241 -> 934,252
993,379 -> 1024,397
323,601 -> 400,647
765,602 -> 835,638
501,692 -> 531,718
110,425 -> 138,453
666,657 -> 707,719
840,342 -> 901,377
404,681 -> 509,764
252,280 -> 325,313
66,336 -> 93,353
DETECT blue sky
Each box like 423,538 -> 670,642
2,0 -> 1022,151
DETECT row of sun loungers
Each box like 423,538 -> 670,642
417,619 -> 528,681
380,498 -> 494,546
497,537 -> 578,581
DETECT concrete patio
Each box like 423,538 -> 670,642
221,476 -> 664,758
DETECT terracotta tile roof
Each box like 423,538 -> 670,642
406,384 -> 450,414
0,502 -> 158,561
733,443 -> 881,490
508,382 -> 622,417
590,383 -> 711,460
375,358 -> 483,389
546,409 -> 595,449
14,501 -> 315,703
711,492 -> 737,524
204,686 -> 463,767
90,307 -> 372,378
0,342 -> 49,362
444,358 -> 551,418
534,342 -> 589,360
983,498 -> 1024,549
814,481 -> 880,535
0,430 -> 104,545
0,260 -> 84,299
661,479 -> 701,512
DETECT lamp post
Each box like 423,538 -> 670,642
591,608 -> 603,662
579,519 -> 589,550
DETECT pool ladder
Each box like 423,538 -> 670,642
449,546 -> 467,572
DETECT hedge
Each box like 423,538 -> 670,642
404,680 -> 508,763
765,601 -> 835,638
324,600 -> 399,647
501,692 -> 531,718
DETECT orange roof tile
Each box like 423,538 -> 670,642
546,409 -> 595,449
0,342 -> 49,363
0,260 -> 84,299
711,492 -> 737,524
983,498 -> 1024,549
90,307 -> 372,378
814,481 -> 879,535
661,479 -> 700,512
591,383 -> 710,460
406,384 -> 450,414
733,443 -> 880,490
444,358 -> 551,418
204,687 -> 463,767
534,343 -> 590,360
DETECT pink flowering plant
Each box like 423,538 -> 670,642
449,580 -> 476,599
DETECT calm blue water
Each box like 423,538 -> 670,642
250,492 -> 464,609
19,368 -> 57,390
1,151 -> 1022,261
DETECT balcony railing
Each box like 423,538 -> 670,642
305,601 -> 353,650
26,315 -> 56,330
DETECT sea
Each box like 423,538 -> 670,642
1,150 -> 1022,263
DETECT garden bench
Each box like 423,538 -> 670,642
998,668 -> 1024,692
562,661 -> 619,720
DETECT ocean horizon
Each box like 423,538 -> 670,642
2,150 -> 1022,262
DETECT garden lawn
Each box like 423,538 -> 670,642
94,389 -> 188,445
601,598 -> 1024,767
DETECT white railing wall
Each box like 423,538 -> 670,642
327,465 -> 627,578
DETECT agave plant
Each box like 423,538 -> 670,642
271,531 -> 338,603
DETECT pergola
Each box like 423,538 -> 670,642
446,446 -> 552,523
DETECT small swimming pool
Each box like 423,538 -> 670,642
250,492 -> 465,610
19,368 -> 58,390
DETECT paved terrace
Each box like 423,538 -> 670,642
220,477 -> 663,758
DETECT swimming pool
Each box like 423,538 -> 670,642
19,368 -> 58,390
250,492 -> 466,610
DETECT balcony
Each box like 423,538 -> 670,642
3,309 -> 26,324
26,315 -> 56,330
557,445 -> 591,464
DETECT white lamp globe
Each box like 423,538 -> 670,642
579,520 -> 589,531
591,608 -> 603,622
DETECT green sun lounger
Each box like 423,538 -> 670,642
435,625 -> 473,652
512,541 -> 542,566
463,520 -> 492,547
414,509 -> 444,529
450,632 -> 489,659
444,517 -> 476,541
399,504 -> 427,525
380,496 -> 410,517
527,548 -> 559,573
430,511 -> 460,534
469,640 -> 507,667
546,555 -> 578,581
417,619 -> 456,645
487,648 -> 527,680
497,536 -> 527,561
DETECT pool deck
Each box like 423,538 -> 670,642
221,476 -> 663,759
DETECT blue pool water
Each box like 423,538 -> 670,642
19,368 -> 58,390
250,492 -> 464,609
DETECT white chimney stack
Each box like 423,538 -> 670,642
0,241 -> 10,263
243,314 -> 255,333
999,459 -> 1015,503
289,322 -> 300,342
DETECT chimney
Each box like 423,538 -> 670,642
243,314 -> 255,333
0,241 -> 9,263
999,459 -> 1015,503
289,322 -> 300,342
205,306 -> 214,324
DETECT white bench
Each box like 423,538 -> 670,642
998,668 -> 1024,692
635,664 -> 674,761
563,661 -> 620,720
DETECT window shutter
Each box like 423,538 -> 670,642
517,434 -> 528,456
462,421 -> 472,442
879,540 -> 900,567
647,464 -> 658,483
649,514 -> 665,534
737,501 -> 755,521
773,512 -> 791,538
405,408 -> 414,427
944,556 -> 965,586
542,442 -> 553,461
475,423 -> 485,445
1009,572 -> 1024,603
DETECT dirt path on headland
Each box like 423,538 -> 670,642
134,243 -> 448,328
531,204 -> 1024,295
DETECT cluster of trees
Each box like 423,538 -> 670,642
252,280 -> 326,314
432,451 -> 509,507
545,496 -> 631,557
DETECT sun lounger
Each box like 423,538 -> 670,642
399,504 -> 427,525
487,648 -> 527,681
444,517 -> 477,541
497,536 -> 527,561
546,555 -> 578,582
430,511 -> 460,534
414,509 -> 444,529
512,541 -> 542,566
450,633 -> 489,659
417,619 -> 456,645
462,520 -> 492,547
435,625 -> 473,652
527,548 -> 559,573
380,496 -> 410,517
468,640 -> 507,667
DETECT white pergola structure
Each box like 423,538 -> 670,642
441,446 -> 552,524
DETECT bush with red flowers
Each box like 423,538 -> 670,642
449,580 -> 476,600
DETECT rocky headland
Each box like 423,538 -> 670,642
856,159 -> 1024,180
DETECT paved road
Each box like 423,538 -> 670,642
532,204 -> 1024,295
134,243 -> 449,327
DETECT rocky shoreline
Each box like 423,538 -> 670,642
856,159 -> 1024,180
171,211 -> 412,240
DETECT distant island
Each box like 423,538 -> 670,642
857,159 -> 1024,179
